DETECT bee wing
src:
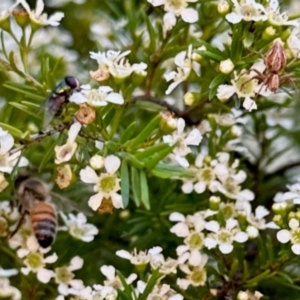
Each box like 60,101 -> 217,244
50,192 -> 92,217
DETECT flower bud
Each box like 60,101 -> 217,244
12,9 -> 29,28
262,26 -> 276,40
295,211 -> 300,220
230,125 -> 242,137
217,0 -> 230,15
159,111 -> 177,134
0,13 -> 11,32
219,59 -> 234,74
273,214 -> 283,227
89,154 -> 104,170
272,202 -> 288,215
192,46 -> 206,62
184,92 -> 195,106
237,291 -> 249,300
246,225 -> 259,239
209,196 -> 220,210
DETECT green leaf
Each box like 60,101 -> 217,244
151,162 -> 193,179
138,269 -> 160,300
9,102 -> 41,119
135,143 -> 172,160
131,167 -> 141,207
140,171 -> 150,210
144,14 -> 156,54
4,82 -> 45,101
121,160 -> 130,207
120,122 -> 137,143
144,145 -> 175,170
116,271 -> 133,299
118,152 -> 144,169
199,50 -> 225,62
126,115 -> 160,149
0,123 -> 23,138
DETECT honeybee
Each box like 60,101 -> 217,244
12,175 -> 57,248
42,76 -> 81,128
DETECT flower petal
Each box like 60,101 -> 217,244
104,155 -> 121,174
80,166 -> 99,184
88,193 -> 103,211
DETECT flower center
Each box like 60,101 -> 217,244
223,178 -> 240,196
217,229 -> 232,244
165,0 -> 187,14
70,224 -> 87,238
291,228 -> 300,244
25,253 -> 44,270
235,74 -> 257,97
200,168 -> 214,182
55,266 -> 74,284
221,204 -> 235,219
185,232 -> 204,249
239,6 -> 260,20
189,268 -> 207,286
98,174 -> 118,193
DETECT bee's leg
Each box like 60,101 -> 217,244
8,212 -> 27,241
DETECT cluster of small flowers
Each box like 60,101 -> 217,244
52,247 -> 181,299
215,0 -> 300,111
0,127 -> 28,193
274,180 -> 300,255
0,267 -> 21,300
169,199 -> 277,291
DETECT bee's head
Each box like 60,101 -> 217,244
64,76 -> 80,91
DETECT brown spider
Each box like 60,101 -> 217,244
248,40 -> 297,93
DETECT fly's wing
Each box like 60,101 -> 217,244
39,93 -> 67,129
50,192 -> 92,217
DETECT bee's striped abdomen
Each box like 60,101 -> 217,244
30,202 -> 57,248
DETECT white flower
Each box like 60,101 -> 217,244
163,12 -> 176,31
219,59 -> 234,74
177,253 -> 208,290
0,200 -> 19,221
277,218 -> 300,255
101,265 -> 137,290
54,256 -> 84,296
226,0 -> 267,24
267,0 -> 299,27
0,0 -> 20,22
216,62 -> 271,111
137,282 -> 183,300
90,50 -> 147,79
148,0 -> 198,24
80,155 -> 123,211
288,28 -> 300,58
0,268 -> 21,300
170,212 -> 206,265
60,212 -> 98,242
17,236 -> 57,283
116,246 -> 162,266
70,84 -> 124,107
164,45 -> 198,94
0,127 -> 28,173
246,206 -> 279,231
205,218 -> 248,254
163,118 -> 202,167
19,0 -> 64,27
54,122 -> 82,164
